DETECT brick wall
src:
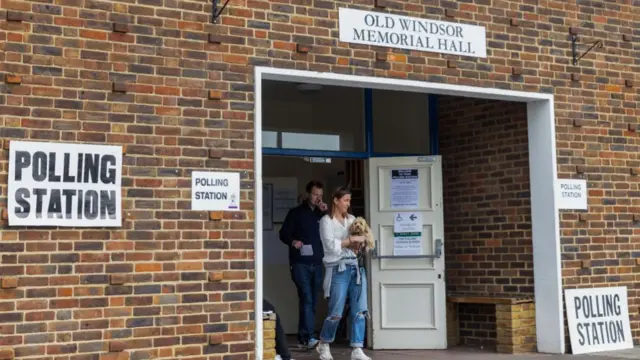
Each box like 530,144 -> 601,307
0,0 -> 639,357
439,98 -> 532,348
440,98 -> 532,296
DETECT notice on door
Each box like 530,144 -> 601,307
565,286 -> 633,354
557,179 -> 588,210
390,169 -> 419,209
8,140 -> 122,227
191,171 -> 240,211
393,212 -> 423,256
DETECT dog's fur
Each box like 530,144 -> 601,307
348,217 -> 375,252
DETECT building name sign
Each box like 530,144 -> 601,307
338,8 -> 487,58
565,286 -> 633,354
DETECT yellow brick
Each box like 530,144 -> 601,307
263,320 -> 276,330
263,329 -> 275,340
263,339 -> 275,349
263,349 -> 276,360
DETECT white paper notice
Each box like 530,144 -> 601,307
390,169 -> 419,209
300,244 -> 314,257
393,212 -> 423,256
393,234 -> 422,256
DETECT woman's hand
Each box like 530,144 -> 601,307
349,235 -> 365,244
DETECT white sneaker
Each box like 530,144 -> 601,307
275,356 -> 282,360
350,348 -> 371,360
316,343 -> 333,360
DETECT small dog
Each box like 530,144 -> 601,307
348,217 -> 375,253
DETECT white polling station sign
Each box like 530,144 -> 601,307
8,140 -> 122,227
191,171 -> 240,211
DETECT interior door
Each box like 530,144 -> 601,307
365,156 -> 446,349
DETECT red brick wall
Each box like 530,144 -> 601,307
0,0 -> 639,357
439,98 -> 531,348
440,98 -> 532,296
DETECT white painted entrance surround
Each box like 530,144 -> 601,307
253,67 -> 564,358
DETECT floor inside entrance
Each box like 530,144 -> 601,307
288,344 -> 640,360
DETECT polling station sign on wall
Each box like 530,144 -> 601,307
8,141 -> 123,227
565,286 -> 633,354
338,7 -> 487,58
557,179 -> 588,210
191,171 -> 240,211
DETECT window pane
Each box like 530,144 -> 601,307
262,131 -> 278,148
372,89 -> 431,155
263,80 -> 365,152
281,132 -> 341,151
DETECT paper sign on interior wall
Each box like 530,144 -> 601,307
8,140 -> 123,227
564,286 -> 633,355
191,171 -> 240,211
393,212 -> 423,256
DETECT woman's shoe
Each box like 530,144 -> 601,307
350,348 -> 371,360
316,343 -> 333,360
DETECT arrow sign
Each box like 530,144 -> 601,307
394,212 -> 422,234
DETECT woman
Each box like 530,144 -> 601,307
316,187 -> 371,360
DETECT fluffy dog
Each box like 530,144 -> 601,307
348,217 -> 375,252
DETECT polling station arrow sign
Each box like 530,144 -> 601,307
394,212 -> 422,234
393,212 -> 423,256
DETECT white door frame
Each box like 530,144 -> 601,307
253,67 -> 564,358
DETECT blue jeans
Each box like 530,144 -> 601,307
290,263 -> 323,345
319,265 -> 368,348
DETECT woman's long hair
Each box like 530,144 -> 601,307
328,186 -> 351,219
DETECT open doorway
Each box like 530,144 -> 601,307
262,155 -> 366,344
255,69 -> 563,358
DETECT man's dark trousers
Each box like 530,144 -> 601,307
279,201 -> 325,346
290,262 -> 323,345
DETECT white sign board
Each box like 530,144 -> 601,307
390,169 -> 419,209
557,179 -> 588,210
393,212 -> 423,256
339,8 -> 487,58
191,171 -> 241,211
8,141 -> 122,227
394,212 -> 422,234
565,286 -> 633,354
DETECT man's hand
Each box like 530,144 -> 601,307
318,201 -> 328,212
292,240 -> 303,249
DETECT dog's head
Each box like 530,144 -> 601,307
350,217 -> 369,235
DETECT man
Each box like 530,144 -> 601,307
279,180 -> 328,350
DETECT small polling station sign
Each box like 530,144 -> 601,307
191,171 -> 240,211
8,141 -> 123,227
565,286 -> 633,354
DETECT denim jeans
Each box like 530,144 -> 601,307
290,263 -> 323,345
319,265 -> 368,348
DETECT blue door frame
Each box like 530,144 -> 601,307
262,90 -> 439,159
